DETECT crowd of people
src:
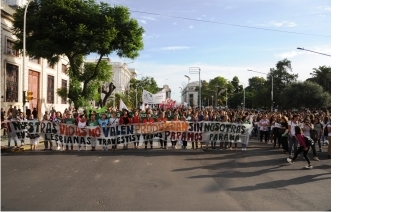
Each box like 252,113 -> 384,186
1,105 -> 331,164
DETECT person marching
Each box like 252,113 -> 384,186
287,126 -> 313,169
108,112 -> 119,151
142,112 -> 154,149
119,109 -> 132,150
157,112 -> 168,149
77,114 -> 87,151
131,111 -> 142,149
97,113 -> 109,151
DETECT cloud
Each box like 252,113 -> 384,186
274,51 -> 299,59
189,25 -> 194,29
141,16 -> 156,21
173,22 -> 177,25
257,21 -> 297,27
139,20 -> 147,24
157,46 -> 191,51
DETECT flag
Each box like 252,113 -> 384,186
119,99 -> 128,111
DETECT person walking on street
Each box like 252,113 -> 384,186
287,126 -> 313,169
259,114 -> 270,144
302,118 -> 319,161
288,114 -> 300,158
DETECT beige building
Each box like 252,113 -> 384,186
181,81 -> 199,107
1,1 -> 70,118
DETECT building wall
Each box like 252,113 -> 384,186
1,3 -> 69,118
182,81 -> 199,107
109,62 -> 136,94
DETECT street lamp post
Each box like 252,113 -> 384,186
248,69 -> 273,112
189,67 -> 201,109
184,75 -> 190,107
22,0 -> 34,108
179,86 -> 183,107
297,47 -> 331,57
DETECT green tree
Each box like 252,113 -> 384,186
269,59 -> 299,109
247,76 -> 268,108
12,0 -> 145,108
127,76 -> 159,107
307,65 -> 331,93
279,81 -> 330,109
208,77 -> 232,108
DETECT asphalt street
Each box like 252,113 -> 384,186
1,140 -> 331,211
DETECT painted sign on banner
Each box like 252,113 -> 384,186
4,121 -> 252,146
142,89 -> 166,105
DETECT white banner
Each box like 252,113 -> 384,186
142,89 -> 166,104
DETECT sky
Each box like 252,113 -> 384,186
87,0 -> 331,102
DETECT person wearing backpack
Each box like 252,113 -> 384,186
302,118 -> 319,161
287,126 -> 312,169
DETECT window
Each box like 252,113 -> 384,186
62,64 -> 67,74
6,40 -> 19,56
61,79 -> 67,104
47,75 -> 55,104
29,57 -> 40,64
189,94 -> 194,106
5,63 -> 19,102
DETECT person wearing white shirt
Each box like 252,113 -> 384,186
288,114 -> 301,158
259,114 -> 270,144
108,112 -> 119,151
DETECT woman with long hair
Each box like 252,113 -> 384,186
108,111 -> 119,151
287,126 -> 313,169
131,111 -> 141,149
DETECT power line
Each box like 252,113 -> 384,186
130,10 -> 331,38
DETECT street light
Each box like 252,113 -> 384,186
297,47 -> 331,57
248,69 -> 273,112
184,75 -> 190,107
22,0 -> 34,108
189,67 -> 201,109
179,86 -> 183,105
211,95 -> 214,108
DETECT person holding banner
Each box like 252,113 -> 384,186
63,113 -> 76,151
27,115 -> 39,150
16,111 -> 27,147
132,111 -> 141,149
190,113 -> 199,150
77,114 -> 87,151
98,113 -> 109,151
119,109 -> 132,150
86,114 -> 98,151
170,111 -> 180,149
108,112 -> 119,151
6,112 -> 19,148
142,112 -> 154,149
180,113 -> 188,150
157,112 -> 168,149
43,111 -> 53,151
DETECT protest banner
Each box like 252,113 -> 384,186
4,120 -> 253,147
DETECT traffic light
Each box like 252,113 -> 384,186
27,91 -> 33,101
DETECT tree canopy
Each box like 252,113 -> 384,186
12,0 -> 145,108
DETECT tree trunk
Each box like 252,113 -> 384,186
100,82 -> 116,107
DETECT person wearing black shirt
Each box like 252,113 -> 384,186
25,106 -> 30,119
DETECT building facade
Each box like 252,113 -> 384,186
1,1 -> 70,119
181,81 -> 199,107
